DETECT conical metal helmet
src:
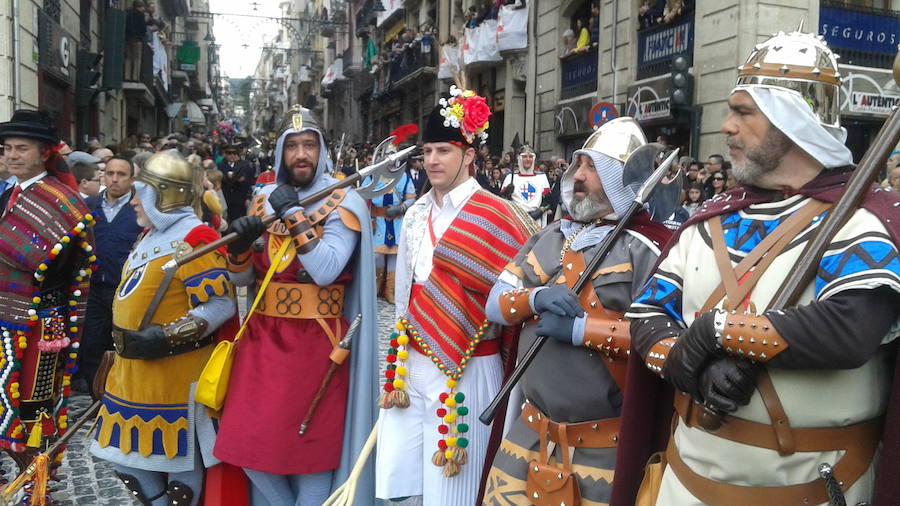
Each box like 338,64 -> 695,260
137,150 -> 198,213
735,30 -> 841,128
581,117 -> 647,163
276,105 -> 324,134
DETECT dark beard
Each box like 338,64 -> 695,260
729,126 -> 793,185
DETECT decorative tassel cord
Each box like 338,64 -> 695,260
0,400 -> 102,505
322,421 -> 379,506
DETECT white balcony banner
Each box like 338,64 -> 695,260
497,4 -> 529,51
462,28 -> 477,66
321,63 -> 335,87
477,20 -> 502,63
333,57 -> 346,81
438,43 -> 460,79
151,32 -> 169,91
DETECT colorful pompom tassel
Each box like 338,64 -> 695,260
442,460 -> 461,478
377,391 -> 394,409
391,389 -> 410,409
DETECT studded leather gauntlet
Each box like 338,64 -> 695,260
716,310 -> 788,363
283,209 -> 321,254
583,317 -> 631,359
497,287 -> 535,324
645,336 -> 678,375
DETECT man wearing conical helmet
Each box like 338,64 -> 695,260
482,117 -> 672,505
621,30 -> 900,505
213,107 -> 379,505
92,150 -> 236,505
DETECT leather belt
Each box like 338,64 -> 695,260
521,402 -> 619,449
673,392 -> 882,453
671,393 -> 882,505
370,206 -> 390,218
111,326 -> 214,358
256,281 -> 344,319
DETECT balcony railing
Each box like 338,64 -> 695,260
560,47 -> 598,100
389,45 -> 436,85
636,8 -> 694,80
819,0 -> 900,69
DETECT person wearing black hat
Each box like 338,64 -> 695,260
375,86 -> 537,506
218,142 -> 253,222
0,110 -> 97,463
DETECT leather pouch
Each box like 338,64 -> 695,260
526,418 -> 581,506
635,451 -> 666,506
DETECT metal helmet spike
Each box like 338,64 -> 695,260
735,30 -> 842,128
580,117 -> 647,163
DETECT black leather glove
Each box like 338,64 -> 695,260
121,325 -> 169,360
385,204 -> 405,218
532,286 -> 584,318
500,185 -> 514,198
527,208 -> 544,220
226,215 -> 266,255
661,309 -> 721,397
697,356 -> 757,414
536,312 -> 578,345
268,184 -> 300,217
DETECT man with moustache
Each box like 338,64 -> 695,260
79,156 -> 144,389
0,110 -> 95,459
482,118 -> 671,506
214,107 -> 378,505
375,87 -> 536,506
620,30 -> 900,505
92,150 -> 235,505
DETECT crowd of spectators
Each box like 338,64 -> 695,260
561,2 -> 600,58
639,0 -> 691,30
368,23 -> 437,89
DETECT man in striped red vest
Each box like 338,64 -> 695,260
0,110 -> 95,463
375,86 -> 537,506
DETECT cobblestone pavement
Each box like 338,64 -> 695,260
1,298 -> 398,505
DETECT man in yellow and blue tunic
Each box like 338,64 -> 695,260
91,151 -> 235,506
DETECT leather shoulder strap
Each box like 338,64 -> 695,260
701,200 -> 832,312
306,188 -> 348,227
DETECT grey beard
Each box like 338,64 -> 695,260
731,127 -> 793,185
569,194 -> 610,222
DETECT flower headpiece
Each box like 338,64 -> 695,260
437,86 -> 491,145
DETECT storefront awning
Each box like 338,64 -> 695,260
185,101 -> 206,124
165,102 -> 183,118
